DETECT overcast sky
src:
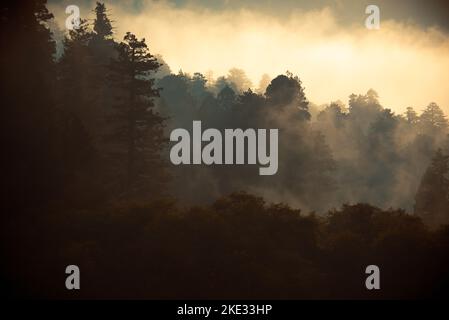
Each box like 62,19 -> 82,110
48,0 -> 449,113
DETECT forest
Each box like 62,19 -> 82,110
1,1 -> 449,299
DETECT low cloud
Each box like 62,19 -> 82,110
49,0 -> 449,113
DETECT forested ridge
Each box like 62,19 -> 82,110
1,1 -> 449,299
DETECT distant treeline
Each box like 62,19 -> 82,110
156,71 -> 449,224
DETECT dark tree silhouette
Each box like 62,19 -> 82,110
90,2 -> 116,59
1,0 -> 93,209
420,102 -> 449,132
415,148 -> 449,228
265,73 -> 310,120
58,19 -> 96,128
109,32 -> 167,197
56,3 -> 123,203
405,106 -> 419,125
87,2 -> 118,152
217,85 -> 237,110
93,2 -> 113,40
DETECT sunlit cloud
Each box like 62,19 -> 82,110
49,0 -> 449,113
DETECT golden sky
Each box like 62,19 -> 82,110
49,0 -> 449,114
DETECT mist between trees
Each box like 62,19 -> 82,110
1,1 -> 449,299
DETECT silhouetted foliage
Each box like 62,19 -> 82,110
420,102 -> 449,134
2,192 -> 449,299
109,32 -> 167,198
93,2 -> 113,40
0,1 -> 97,209
405,106 -> 419,125
415,149 -> 449,228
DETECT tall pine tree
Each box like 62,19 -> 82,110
58,19 -> 97,128
109,32 -> 167,198
1,1 -> 95,209
420,102 -> 449,132
87,2 -> 117,151
415,148 -> 449,228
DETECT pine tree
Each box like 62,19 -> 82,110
415,148 -> 449,228
404,107 -> 419,125
89,2 -> 116,60
58,19 -> 97,128
1,1 -> 95,208
93,2 -> 113,40
109,32 -> 167,197
1,1 -> 56,112
86,2 -> 118,155
1,1 -> 56,208
217,85 -> 236,110
265,73 -> 310,120
304,130 -> 336,210
420,102 -> 448,131
190,72 -> 209,104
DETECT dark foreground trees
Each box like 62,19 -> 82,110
2,192 -> 449,299
109,32 -> 167,198
0,1 -> 97,210
415,149 -> 449,227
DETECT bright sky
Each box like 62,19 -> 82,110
49,0 -> 449,114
